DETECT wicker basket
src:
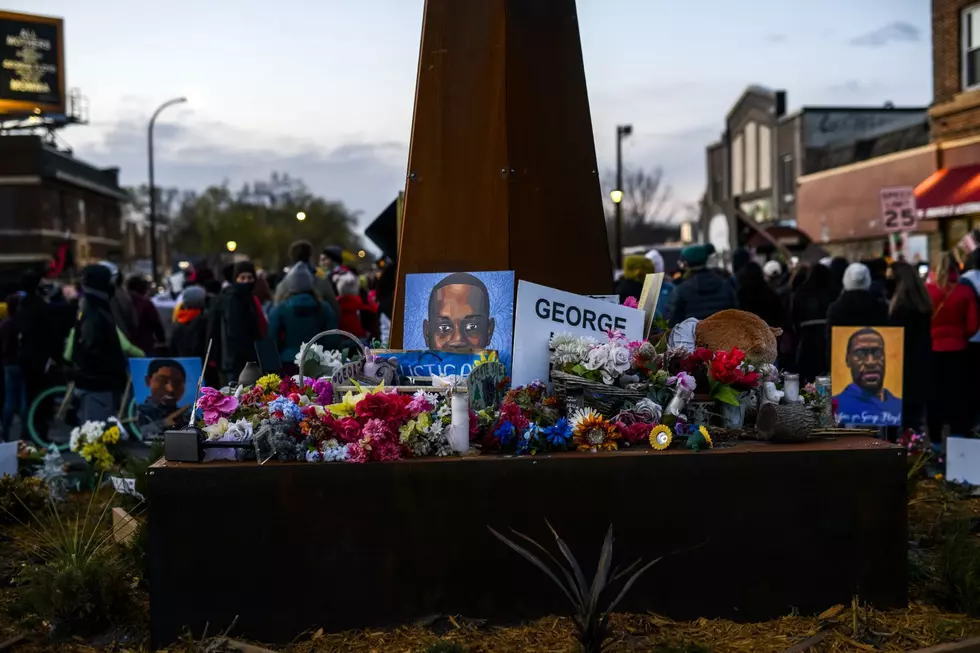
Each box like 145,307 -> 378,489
551,370 -> 648,418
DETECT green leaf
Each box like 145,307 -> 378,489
710,382 -> 741,406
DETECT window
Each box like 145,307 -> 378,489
964,5 -> 980,89
744,123 -> 758,193
780,155 -> 795,201
732,133 -> 744,196
759,125 -> 772,190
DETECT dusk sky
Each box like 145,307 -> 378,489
16,0 -> 931,230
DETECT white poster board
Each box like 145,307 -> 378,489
946,437 -> 980,486
879,186 -> 917,233
0,441 -> 17,478
512,281 -> 644,387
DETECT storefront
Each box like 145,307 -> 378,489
914,143 -> 980,256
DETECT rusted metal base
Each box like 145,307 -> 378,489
148,437 -> 907,646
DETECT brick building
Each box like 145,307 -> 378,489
0,135 -> 128,273
703,86 -> 929,257
914,0 -> 980,252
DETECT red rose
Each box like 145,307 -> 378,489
355,391 -> 410,424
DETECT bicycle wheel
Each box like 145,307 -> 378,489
126,396 -> 143,441
27,385 -> 80,452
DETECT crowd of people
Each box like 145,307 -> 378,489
0,240 -> 395,439
616,243 -> 980,446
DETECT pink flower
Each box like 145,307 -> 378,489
623,296 -> 639,308
407,394 -> 434,417
198,387 -> 238,425
605,328 -> 625,341
347,442 -> 369,463
362,418 -> 391,442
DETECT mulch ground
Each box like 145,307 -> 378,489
1,480 -> 979,652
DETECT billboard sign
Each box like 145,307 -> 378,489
0,11 -> 65,116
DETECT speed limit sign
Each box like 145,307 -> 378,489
879,186 -> 918,233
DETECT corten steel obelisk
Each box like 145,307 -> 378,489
389,0 -> 613,348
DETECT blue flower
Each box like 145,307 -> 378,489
495,420 -> 516,446
269,396 -> 303,422
544,418 -> 573,448
516,424 -> 541,455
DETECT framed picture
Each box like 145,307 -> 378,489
830,326 -> 904,427
402,271 -> 515,372
128,358 -> 203,433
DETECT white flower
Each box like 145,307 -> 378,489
413,389 -> 440,406
204,418 -> 230,440
583,345 -> 610,372
550,333 -> 596,367
224,419 -> 254,441
69,427 -> 81,452
426,419 -> 445,437
437,403 -> 451,419
295,343 -> 346,377
607,344 -> 632,375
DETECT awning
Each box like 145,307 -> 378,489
746,224 -> 812,250
915,164 -> 980,219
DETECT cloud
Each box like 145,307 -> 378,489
849,21 -> 922,47
764,33 -> 787,44
68,116 -> 408,226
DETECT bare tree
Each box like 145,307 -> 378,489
602,166 -> 675,225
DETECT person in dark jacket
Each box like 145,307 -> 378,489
0,294 -> 25,440
616,255 -> 654,304
888,261 -> 932,433
170,286 -> 209,359
207,260 -> 263,384
828,257 -> 849,304
65,265 -> 133,422
736,261 -> 784,327
275,240 -> 341,316
268,264 -> 339,373
126,275 -> 166,356
827,263 -> 889,329
791,264 -> 833,383
99,261 -> 138,340
866,258 -> 890,302
667,244 -> 738,326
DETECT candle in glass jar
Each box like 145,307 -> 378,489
783,373 -> 800,403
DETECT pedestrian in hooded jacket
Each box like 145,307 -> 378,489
207,261 -> 264,384
336,272 -> 371,340
827,263 -> 889,330
268,264 -> 338,373
169,286 -> 209,359
64,265 -> 144,422
667,244 -> 738,326
926,253 -> 979,442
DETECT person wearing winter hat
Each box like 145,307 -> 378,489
667,243 -> 737,326
63,265 -> 144,422
335,271 -> 374,341
169,285 -> 209,359
826,262 -> 889,359
275,240 -> 341,316
616,255 -> 654,304
268,263 -> 339,372
644,248 -> 676,319
98,260 -> 138,340
207,259 -> 264,383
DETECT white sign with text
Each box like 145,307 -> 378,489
879,186 -> 918,233
512,281 -> 644,387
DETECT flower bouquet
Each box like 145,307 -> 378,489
70,420 -> 127,472
549,331 -> 660,417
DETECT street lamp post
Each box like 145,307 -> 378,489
148,96 -> 187,286
613,124 -> 633,270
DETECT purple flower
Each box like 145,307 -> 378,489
312,378 -> 334,405
198,387 -> 239,425
605,328 -> 625,341
623,296 -> 639,308
667,371 -> 697,392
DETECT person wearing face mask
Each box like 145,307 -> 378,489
63,265 -> 145,422
207,260 -> 265,384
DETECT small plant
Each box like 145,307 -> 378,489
489,522 -> 660,653
424,642 -> 469,653
939,520 -> 980,616
13,477 -> 138,635
0,475 -> 48,525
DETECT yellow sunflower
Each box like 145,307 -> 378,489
699,425 -> 713,448
649,424 -> 673,451
572,411 -> 620,452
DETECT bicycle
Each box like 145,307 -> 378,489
27,379 -> 142,451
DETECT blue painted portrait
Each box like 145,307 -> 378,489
403,271 -> 515,372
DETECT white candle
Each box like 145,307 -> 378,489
783,373 -> 800,403
449,393 -> 470,454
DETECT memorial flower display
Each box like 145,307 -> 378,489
549,330 -> 661,386
679,346 -> 761,406
70,420 -> 126,471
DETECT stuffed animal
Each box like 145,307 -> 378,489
694,309 -> 780,366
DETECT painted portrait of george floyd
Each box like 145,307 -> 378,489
831,326 -> 904,427
402,271 -> 515,372
128,357 -> 203,438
